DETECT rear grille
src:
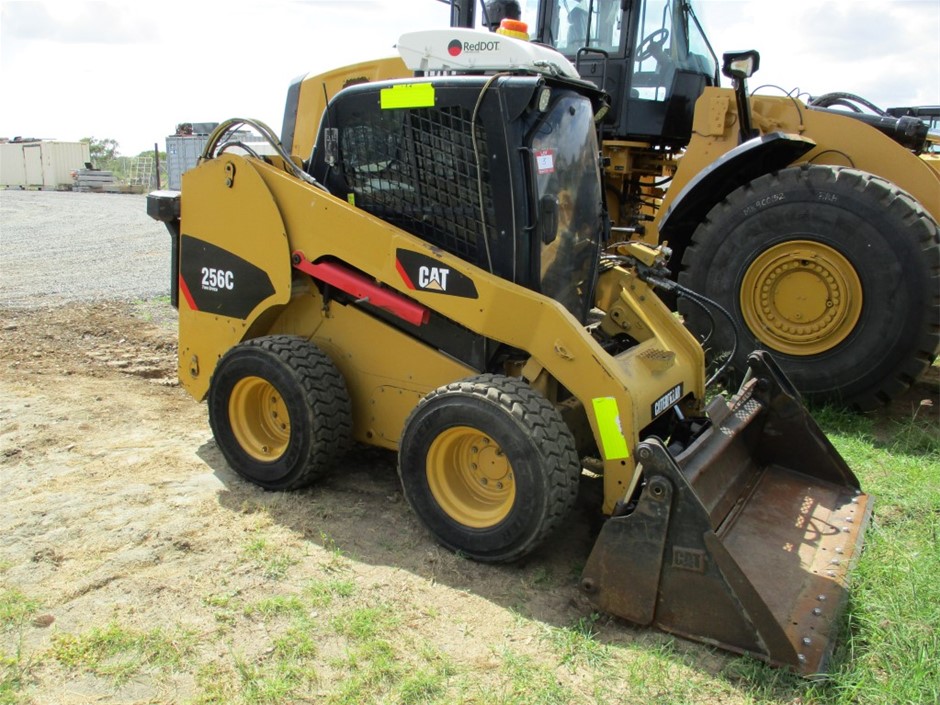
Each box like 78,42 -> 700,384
339,106 -> 494,263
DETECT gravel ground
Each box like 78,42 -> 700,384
0,190 -> 171,306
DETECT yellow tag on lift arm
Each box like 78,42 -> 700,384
591,397 -> 630,460
380,83 -> 436,110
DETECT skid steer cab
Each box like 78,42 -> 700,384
148,28 -> 870,675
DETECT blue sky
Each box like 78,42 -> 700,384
1,0 -> 937,155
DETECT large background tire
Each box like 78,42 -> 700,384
678,165 -> 940,409
208,335 -> 352,490
398,374 -> 581,563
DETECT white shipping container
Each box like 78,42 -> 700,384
0,141 -> 91,189
0,143 -> 27,187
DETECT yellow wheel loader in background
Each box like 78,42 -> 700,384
421,0 -> 940,410
149,29 -> 871,674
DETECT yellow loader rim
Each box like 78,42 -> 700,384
426,426 -> 515,529
741,240 -> 863,356
229,376 -> 291,462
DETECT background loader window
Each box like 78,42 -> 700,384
632,0 -> 675,101
551,0 -> 625,54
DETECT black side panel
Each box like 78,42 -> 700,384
179,235 -> 275,319
280,73 -> 306,156
396,248 -> 479,299
659,132 -> 817,243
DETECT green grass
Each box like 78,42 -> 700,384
709,403 -> 940,705
0,592 -> 37,634
243,595 -> 307,620
2,387 -> 936,705
304,577 -> 356,607
50,621 -> 195,684
544,613 -> 610,669
473,648 -> 573,705
807,404 -> 940,705
0,590 -> 39,705
242,535 -> 298,580
330,605 -> 400,641
318,531 -> 350,573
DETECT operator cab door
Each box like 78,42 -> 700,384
538,0 -> 632,128
536,0 -> 717,146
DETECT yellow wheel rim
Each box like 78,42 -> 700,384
740,240 -> 863,356
228,376 -> 290,462
426,426 -> 515,529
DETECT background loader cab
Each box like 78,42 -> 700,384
539,0 -> 718,145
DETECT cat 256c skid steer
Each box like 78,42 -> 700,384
148,30 -> 870,674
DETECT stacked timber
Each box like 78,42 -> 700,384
73,168 -> 117,192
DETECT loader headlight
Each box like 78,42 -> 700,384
537,87 -> 552,113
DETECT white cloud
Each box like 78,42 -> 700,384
696,0 -> 940,109
2,1 -> 158,43
0,0 -> 936,155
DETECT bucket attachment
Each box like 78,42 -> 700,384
581,351 -> 872,675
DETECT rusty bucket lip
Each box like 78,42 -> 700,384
580,349 -> 873,677
707,485 -> 874,676
658,491 -> 871,677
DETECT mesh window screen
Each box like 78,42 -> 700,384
340,106 -> 495,263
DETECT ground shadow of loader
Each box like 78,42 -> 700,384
202,352 -> 873,678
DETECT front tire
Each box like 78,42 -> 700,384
208,336 -> 352,490
678,165 -> 939,409
398,374 -> 581,563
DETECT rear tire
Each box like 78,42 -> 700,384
398,374 -> 580,563
678,165 -> 939,409
208,335 -> 352,490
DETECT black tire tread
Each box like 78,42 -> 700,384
678,165 -> 939,410
211,335 -> 353,489
400,373 -> 580,563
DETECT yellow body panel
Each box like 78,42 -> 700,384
289,57 -> 410,160
177,159 -> 293,399
607,87 -> 940,242
273,286 -> 476,449
749,93 -> 940,217
178,154 -> 705,513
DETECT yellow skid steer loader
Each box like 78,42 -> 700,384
148,29 -> 870,674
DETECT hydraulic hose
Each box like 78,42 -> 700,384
202,118 -> 330,192
641,273 -> 740,388
600,253 -> 741,386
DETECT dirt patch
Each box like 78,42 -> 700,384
0,302 -> 633,703
1,301 -> 937,704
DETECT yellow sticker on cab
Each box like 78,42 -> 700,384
380,83 -> 435,110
